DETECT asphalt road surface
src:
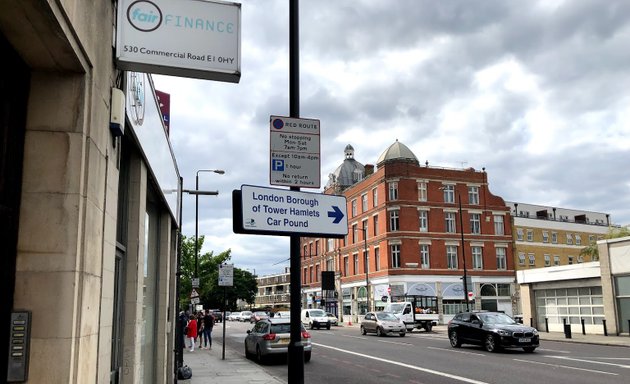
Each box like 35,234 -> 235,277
222,320 -> 629,384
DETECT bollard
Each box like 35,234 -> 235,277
530,318 -> 533,328
603,319 -> 608,336
563,318 -> 572,339
581,318 -> 586,335
545,317 -> 549,333
628,320 -> 630,337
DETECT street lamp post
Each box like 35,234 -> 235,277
457,192 -> 470,312
194,169 -> 225,280
362,227 -> 369,313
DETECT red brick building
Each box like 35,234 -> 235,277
301,141 -> 515,324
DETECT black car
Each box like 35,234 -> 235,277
448,311 -> 539,353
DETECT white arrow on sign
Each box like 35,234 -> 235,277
240,184 -> 347,236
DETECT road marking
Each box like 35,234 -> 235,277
343,335 -> 368,340
513,359 -> 618,375
549,356 -> 630,369
313,343 -> 490,384
426,346 -> 485,356
377,339 -> 413,346
537,348 -> 570,353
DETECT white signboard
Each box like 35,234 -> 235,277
240,185 -> 347,236
116,0 -> 241,83
269,116 -> 320,188
219,263 -> 234,286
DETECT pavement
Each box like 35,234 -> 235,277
177,323 -> 630,383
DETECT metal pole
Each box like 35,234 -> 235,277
287,0 -> 304,382
175,176 -> 184,381
458,192 -> 469,311
195,174 -> 199,279
364,227 -> 369,313
222,286 -> 226,360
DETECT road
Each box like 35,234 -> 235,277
221,321 -> 629,384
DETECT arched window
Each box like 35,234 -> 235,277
480,284 -> 497,297
357,287 -> 367,298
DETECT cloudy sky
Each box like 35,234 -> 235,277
152,0 -> 630,276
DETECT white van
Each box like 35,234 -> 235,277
301,308 -> 331,330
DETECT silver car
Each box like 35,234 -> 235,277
245,318 -> 312,363
361,311 -> 406,337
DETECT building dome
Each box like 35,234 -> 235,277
327,144 -> 365,190
376,139 -> 419,166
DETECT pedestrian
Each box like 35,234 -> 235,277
186,314 -> 198,352
203,309 -> 215,349
197,311 -> 205,348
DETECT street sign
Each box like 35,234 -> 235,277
190,297 -> 200,305
219,263 -> 234,287
467,292 -> 475,301
269,115 -> 320,188
192,278 -> 199,288
233,184 -> 347,238
190,289 -> 199,298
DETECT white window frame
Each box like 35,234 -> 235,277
374,247 -> 380,271
389,209 -> 399,231
470,213 -> 481,234
420,244 -> 430,269
418,181 -> 428,202
542,231 -> 549,243
575,234 -> 581,245
419,210 -> 428,232
472,246 -> 483,270
529,253 -> 535,266
518,252 -> 525,265
551,232 -> 558,244
496,247 -> 507,270
516,228 -> 523,241
566,233 -> 573,245
468,186 -> 479,205
447,245 -> 458,269
389,182 -> 398,201
527,229 -> 533,242
351,199 -> 357,217
443,184 -> 455,203
372,188 -> 378,207
445,212 -> 456,233
361,193 -> 368,212
544,254 -> 551,267
494,215 -> 504,235
391,244 -> 401,268
553,255 -> 560,265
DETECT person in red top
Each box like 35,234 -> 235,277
186,314 -> 198,352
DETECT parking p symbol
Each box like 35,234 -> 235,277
272,159 -> 285,171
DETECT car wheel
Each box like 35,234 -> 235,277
523,347 -> 536,353
361,326 -> 367,335
244,342 -> 251,359
376,327 -> 384,337
424,323 -> 433,332
449,330 -> 462,348
304,351 -> 311,363
399,331 -> 406,337
256,345 -> 265,363
484,334 -> 500,353
326,324 -> 331,330
309,322 -> 314,330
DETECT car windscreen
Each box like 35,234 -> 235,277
478,313 -> 516,325
309,310 -> 326,317
376,312 -> 399,321
389,303 -> 404,312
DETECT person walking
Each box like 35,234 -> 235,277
196,311 -> 205,348
186,314 -> 198,352
203,309 -> 215,349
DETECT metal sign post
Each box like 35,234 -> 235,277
218,264 -> 233,360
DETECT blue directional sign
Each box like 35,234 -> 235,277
233,185 -> 348,237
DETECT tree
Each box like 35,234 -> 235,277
179,235 -> 257,311
579,226 -> 630,261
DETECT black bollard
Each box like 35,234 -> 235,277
530,318 -> 534,328
545,317 -> 549,333
603,319 -> 608,336
581,318 -> 586,335
563,318 -> 572,339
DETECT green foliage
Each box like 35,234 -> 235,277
179,235 -> 257,311
579,226 -> 630,261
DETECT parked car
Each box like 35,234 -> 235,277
326,312 -> 338,326
244,318 -> 312,363
448,311 -> 539,353
360,311 -> 406,337
227,312 -> 241,321
250,311 -> 269,323
301,309 -> 331,330
210,309 -> 223,323
238,311 -> 252,322
272,311 -> 291,319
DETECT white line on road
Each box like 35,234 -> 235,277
377,339 -> 413,346
426,346 -> 485,356
549,356 -> 630,368
537,348 -> 570,354
513,359 -> 618,376
313,343 -> 490,384
343,335 -> 368,340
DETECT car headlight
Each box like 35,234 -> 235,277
495,329 -> 511,336
532,329 -> 539,336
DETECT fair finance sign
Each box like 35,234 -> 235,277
116,0 -> 241,83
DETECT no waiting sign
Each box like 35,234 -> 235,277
219,263 -> 233,287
